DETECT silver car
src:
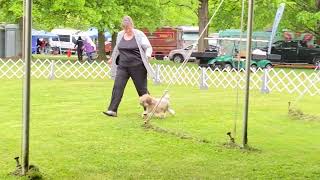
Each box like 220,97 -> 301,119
168,45 -> 218,63
168,45 -> 197,63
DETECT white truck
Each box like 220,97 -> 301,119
50,28 -> 81,54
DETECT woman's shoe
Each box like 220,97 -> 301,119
102,110 -> 117,117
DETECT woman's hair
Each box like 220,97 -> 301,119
122,16 -> 134,29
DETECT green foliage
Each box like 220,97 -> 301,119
121,0 -> 164,31
0,0 -> 23,23
268,0 -> 320,36
32,0 -> 86,30
0,0 -> 318,37
160,0 -> 198,26
83,0 -> 123,33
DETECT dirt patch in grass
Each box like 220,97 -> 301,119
142,123 -> 211,144
288,108 -> 320,122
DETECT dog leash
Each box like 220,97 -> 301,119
144,0 -> 226,124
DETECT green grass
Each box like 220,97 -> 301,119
0,77 -> 320,179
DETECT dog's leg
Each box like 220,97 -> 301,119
168,108 -> 175,116
159,112 -> 165,119
142,107 -> 150,119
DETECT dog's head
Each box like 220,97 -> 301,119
139,94 -> 153,108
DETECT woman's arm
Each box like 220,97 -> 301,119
139,31 -> 153,58
109,31 -> 124,64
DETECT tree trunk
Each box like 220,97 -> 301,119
98,30 -> 106,61
111,32 -> 117,51
317,0 -> 320,45
198,0 -> 209,52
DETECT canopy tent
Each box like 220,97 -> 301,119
76,28 -> 112,41
32,29 -> 58,38
31,29 -> 60,54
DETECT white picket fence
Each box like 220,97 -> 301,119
1,59 -> 319,96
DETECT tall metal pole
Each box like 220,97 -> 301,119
22,0 -> 32,175
242,0 -> 254,147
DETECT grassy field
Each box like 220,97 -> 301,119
0,77 -> 320,179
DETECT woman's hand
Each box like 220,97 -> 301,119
148,56 -> 154,61
107,58 -> 112,65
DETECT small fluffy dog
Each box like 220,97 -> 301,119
139,93 -> 175,119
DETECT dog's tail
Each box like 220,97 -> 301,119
163,93 -> 170,100
168,108 -> 175,115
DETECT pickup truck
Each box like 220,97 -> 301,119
268,40 -> 320,65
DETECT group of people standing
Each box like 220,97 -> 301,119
74,37 -> 96,62
36,38 -> 50,54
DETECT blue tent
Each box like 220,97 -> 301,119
32,29 -> 58,38
32,29 -> 59,54
86,28 -> 111,40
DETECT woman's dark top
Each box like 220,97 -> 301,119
75,39 -> 84,50
118,36 -> 142,67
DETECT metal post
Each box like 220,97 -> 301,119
22,0 -> 32,175
261,68 -> 270,93
49,60 -> 55,80
200,67 -> 208,89
154,64 -> 161,85
242,0 -> 254,148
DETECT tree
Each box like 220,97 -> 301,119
1,0 -> 318,60
0,0 -> 88,30
284,0 -> 320,36
198,0 -> 209,52
0,0 -> 165,61
160,0 -> 198,26
82,0 -> 165,61
83,0 -> 123,61
253,0 -> 320,43
0,0 -> 89,57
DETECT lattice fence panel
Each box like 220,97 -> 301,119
1,59 -> 319,96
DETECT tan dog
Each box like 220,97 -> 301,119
139,94 -> 175,119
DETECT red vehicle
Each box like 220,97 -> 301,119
105,26 -> 199,59
143,27 -> 183,59
105,41 -> 112,55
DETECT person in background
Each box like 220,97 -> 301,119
83,37 -> 96,63
44,39 -> 51,54
36,38 -> 41,54
40,38 -> 46,54
74,37 -> 84,61
103,16 -> 154,117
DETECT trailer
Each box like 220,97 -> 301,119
143,26 -> 199,60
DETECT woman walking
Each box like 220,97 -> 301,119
103,16 -> 154,117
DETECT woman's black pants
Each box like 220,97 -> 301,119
77,49 -> 83,61
108,64 -> 148,112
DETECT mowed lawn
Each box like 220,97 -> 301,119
0,77 -> 319,179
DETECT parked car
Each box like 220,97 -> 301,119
168,45 -> 196,63
266,40 -> 320,65
168,45 -> 218,63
